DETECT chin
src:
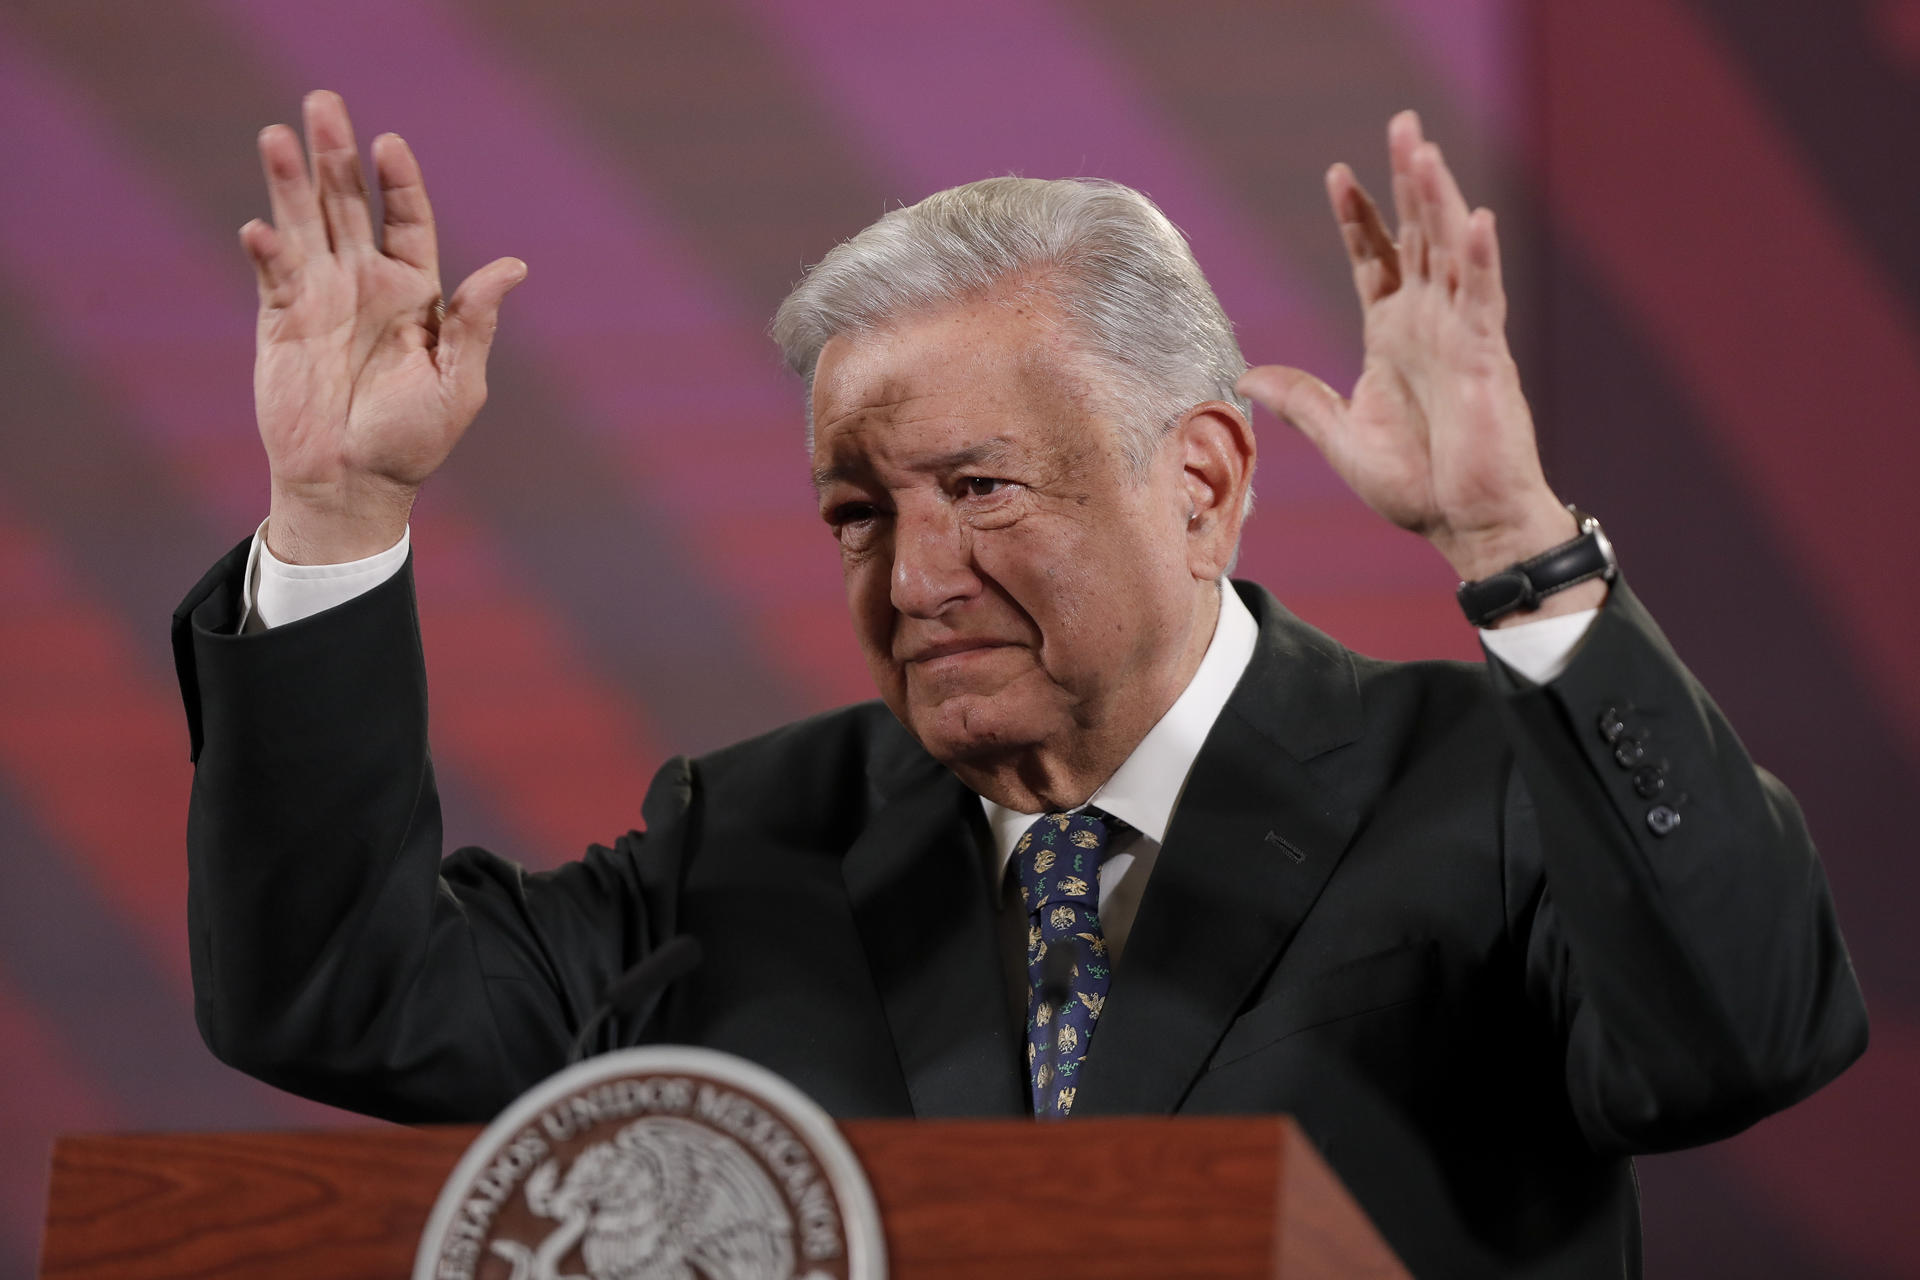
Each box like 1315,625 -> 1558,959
905,693 -> 1052,767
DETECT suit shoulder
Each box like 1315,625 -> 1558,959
1348,648 -> 1506,752
685,701 -> 924,836
694,699 -> 905,773
1350,648 -> 1492,700
1234,578 -> 1497,740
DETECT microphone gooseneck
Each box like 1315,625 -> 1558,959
565,934 -> 703,1065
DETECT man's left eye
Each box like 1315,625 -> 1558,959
962,476 -> 1011,498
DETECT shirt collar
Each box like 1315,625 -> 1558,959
981,579 -> 1260,879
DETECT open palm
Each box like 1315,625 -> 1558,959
1239,111 -> 1569,582
241,91 -> 524,562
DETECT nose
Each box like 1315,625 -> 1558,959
890,502 -> 979,619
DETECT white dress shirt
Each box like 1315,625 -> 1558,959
981,578 -> 1261,970
239,519 -> 414,634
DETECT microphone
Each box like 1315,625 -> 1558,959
566,935 -> 703,1065
1038,943 -> 1076,1116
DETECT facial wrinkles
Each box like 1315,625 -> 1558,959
809,298 -> 1210,808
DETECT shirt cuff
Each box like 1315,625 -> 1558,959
1478,607 -> 1600,685
239,520 -> 411,634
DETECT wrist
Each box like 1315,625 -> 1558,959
1479,577 -> 1607,629
266,476 -> 415,565
1433,495 -> 1580,582
1455,504 -> 1616,628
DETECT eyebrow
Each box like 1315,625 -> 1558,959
811,437 -> 1019,491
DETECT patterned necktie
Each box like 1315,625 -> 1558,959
1015,809 -> 1112,1117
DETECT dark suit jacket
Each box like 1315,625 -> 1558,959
173,537 -> 1866,1278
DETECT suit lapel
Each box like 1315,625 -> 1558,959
1075,584 -> 1367,1115
843,726 -> 1026,1118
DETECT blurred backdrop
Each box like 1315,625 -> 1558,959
1,1 -> 1915,1275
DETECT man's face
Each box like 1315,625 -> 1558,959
810,296 -> 1210,793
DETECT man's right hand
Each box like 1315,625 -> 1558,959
240,90 -> 525,564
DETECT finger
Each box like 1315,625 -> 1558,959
1388,112 -> 1428,280
1396,186 -> 1427,283
1462,207 -> 1506,330
303,90 -> 377,254
437,257 -> 530,415
1415,141 -> 1473,295
257,123 -> 322,263
1326,163 -> 1401,304
239,218 -> 297,303
1235,365 -> 1348,452
1386,109 -> 1425,237
1418,140 -> 1473,244
374,132 -> 439,280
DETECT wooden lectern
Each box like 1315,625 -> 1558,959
40,1116 -> 1407,1278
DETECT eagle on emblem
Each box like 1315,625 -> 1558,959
490,1115 -> 796,1280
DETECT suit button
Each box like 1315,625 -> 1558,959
1598,706 -> 1629,743
1633,765 -> 1666,798
1613,737 -> 1647,768
1646,805 -> 1682,836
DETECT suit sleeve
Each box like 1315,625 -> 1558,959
1490,578 -> 1868,1155
174,537 -> 691,1123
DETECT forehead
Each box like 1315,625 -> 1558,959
809,297 -> 1109,478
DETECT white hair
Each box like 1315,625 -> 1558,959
770,176 -> 1253,472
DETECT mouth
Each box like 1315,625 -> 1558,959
901,638 -> 1016,666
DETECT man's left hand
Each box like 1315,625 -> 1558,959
1237,110 -> 1604,621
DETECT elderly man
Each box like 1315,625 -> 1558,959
174,91 -> 1865,1276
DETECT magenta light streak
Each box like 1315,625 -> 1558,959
0,23 -> 260,525
1373,0 -> 1523,145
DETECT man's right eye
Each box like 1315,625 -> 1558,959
828,503 -> 887,551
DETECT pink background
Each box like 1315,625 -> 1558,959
1,1 -> 1914,1275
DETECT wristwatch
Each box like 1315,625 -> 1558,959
1456,507 -> 1617,628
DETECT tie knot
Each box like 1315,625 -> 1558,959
1014,810 -> 1110,915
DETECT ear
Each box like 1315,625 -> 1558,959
1173,400 -> 1256,580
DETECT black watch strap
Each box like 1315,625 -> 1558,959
1456,507 -> 1617,628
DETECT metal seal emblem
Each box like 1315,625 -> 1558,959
415,1047 -> 887,1280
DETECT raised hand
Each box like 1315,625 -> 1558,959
1237,111 -> 1602,616
240,91 -> 525,564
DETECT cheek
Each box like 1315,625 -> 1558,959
979,512 -> 1183,658
974,525 -> 1101,638
843,553 -> 898,661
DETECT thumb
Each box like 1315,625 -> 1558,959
1236,365 -> 1347,451
439,256 -> 528,410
